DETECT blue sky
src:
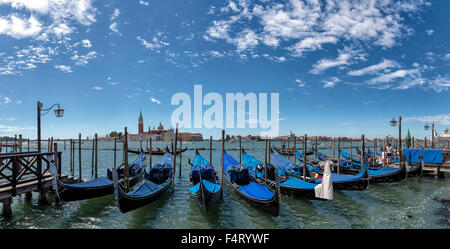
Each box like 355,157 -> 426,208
0,0 -> 449,140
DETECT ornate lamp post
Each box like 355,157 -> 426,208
424,123 -> 434,148
390,116 -> 402,163
37,101 -> 64,152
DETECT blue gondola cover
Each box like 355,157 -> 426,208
404,149 -> 442,164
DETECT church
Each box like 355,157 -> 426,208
127,110 -> 203,141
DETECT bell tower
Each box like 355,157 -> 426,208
138,109 -> 144,134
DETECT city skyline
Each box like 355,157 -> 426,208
0,0 -> 449,140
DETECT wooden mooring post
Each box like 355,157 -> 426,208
19,134 -> 22,153
315,137 -> 318,160
337,137 -> 341,174
123,128 -> 129,189
95,133 -> 98,179
78,133 -> 82,181
287,137 -> 290,160
209,136 -> 212,164
239,135 -> 242,163
179,138 -> 182,177
69,139 -> 73,175
293,135 -> 296,163
303,134 -> 307,180
172,124 -> 179,193
91,138 -> 95,177
149,138 -> 152,169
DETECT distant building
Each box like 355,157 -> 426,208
440,129 -> 450,138
126,110 -> 203,141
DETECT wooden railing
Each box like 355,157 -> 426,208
0,151 -> 61,197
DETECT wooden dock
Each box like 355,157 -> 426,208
0,150 -> 78,217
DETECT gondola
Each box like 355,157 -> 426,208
128,146 -> 187,155
49,152 -> 145,202
222,151 -> 280,216
242,149 -> 322,199
188,150 -> 221,212
347,149 -> 410,182
273,146 -> 313,156
114,152 -> 173,213
291,151 -> 369,190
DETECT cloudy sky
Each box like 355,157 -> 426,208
0,0 -> 449,139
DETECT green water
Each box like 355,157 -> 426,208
1,140 -> 449,229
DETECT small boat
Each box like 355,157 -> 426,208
49,152 -> 145,202
273,146 -> 313,156
243,149 -> 322,199
347,149 -> 410,182
128,146 -> 187,155
222,151 -> 280,216
114,152 -> 173,213
188,150 -> 221,212
292,151 -> 369,190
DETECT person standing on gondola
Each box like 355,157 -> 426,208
385,143 -> 393,164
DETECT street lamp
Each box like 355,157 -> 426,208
424,123 -> 435,148
37,101 -> 64,152
389,116 -> 402,163
390,117 -> 398,127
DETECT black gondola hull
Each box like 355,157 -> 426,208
117,182 -> 171,213
368,168 -> 407,183
191,182 -> 221,213
57,171 -> 144,202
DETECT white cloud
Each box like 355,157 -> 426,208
204,0 -> 425,56
310,47 -> 365,74
0,124 -> 36,132
0,15 -> 42,39
92,86 -> 102,90
348,59 -> 399,76
404,114 -> 450,125
290,36 -> 338,57
426,29 -> 434,35
137,35 -> 169,51
150,97 -> 161,104
139,0 -> 149,6
111,8 -> 120,21
109,22 -> 120,34
295,79 -> 306,87
71,51 -> 97,65
367,69 -> 420,85
429,75 -> 450,92
0,0 -> 97,39
323,77 -> 340,88
81,39 -> 92,48
54,64 -> 73,73
3,97 -> 12,104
